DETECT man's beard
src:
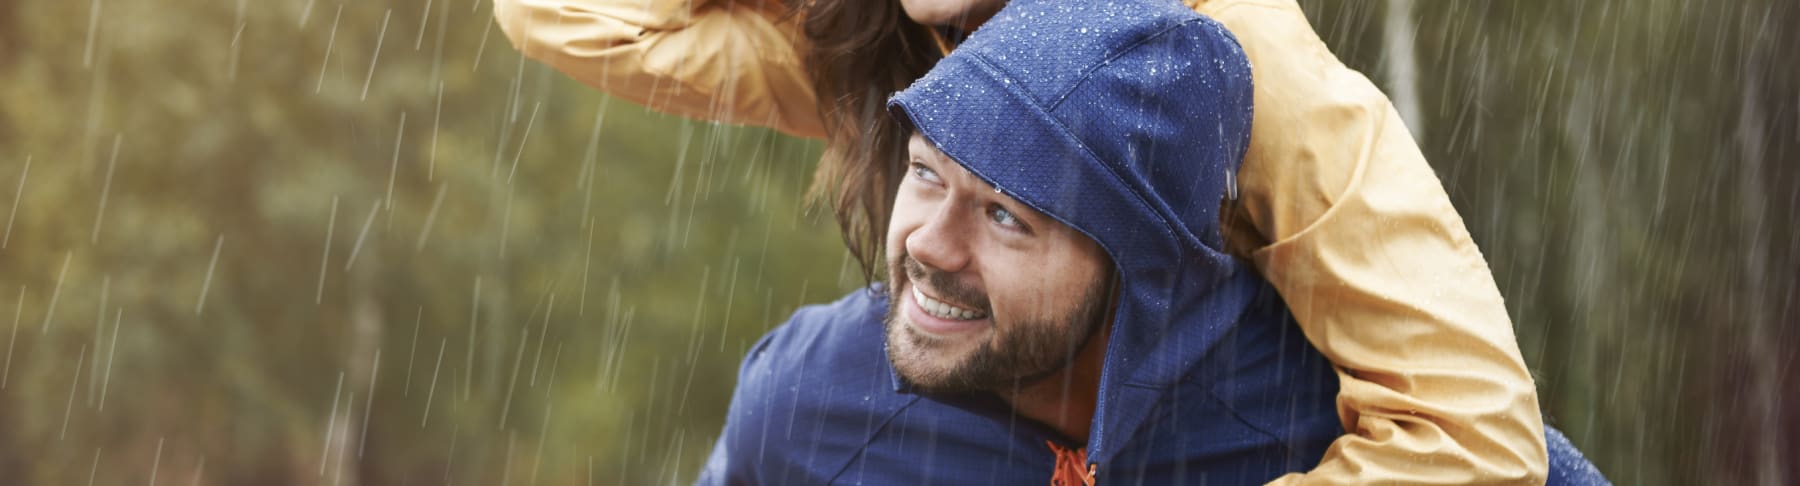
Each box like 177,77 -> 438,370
883,253 -> 1113,394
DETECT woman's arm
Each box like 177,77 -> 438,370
1193,0 -> 1550,484
493,0 -> 828,139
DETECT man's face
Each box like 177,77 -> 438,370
884,134 -> 1114,394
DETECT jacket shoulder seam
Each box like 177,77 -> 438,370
825,396 -> 924,483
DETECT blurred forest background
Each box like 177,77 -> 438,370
0,0 -> 1794,484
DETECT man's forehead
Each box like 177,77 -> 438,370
907,133 -> 950,161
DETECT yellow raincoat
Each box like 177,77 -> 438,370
493,0 -> 1549,483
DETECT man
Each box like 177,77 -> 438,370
700,0 -> 1605,484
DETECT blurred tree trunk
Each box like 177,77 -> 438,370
325,248 -> 385,486
1731,20 -> 1784,486
0,0 -> 16,64
1383,0 -> 1423,140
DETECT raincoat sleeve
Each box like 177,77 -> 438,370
1191,0 -> 1550,484
492,0 -> 828,139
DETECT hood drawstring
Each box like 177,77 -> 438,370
1046,441 -> 1097,486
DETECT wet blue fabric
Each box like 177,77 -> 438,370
1546,425 -> 1611,485
698,290 -> 1607,485
700,286 -> 1339,484
699,0 -> 1607,483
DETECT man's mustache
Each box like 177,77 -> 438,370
898,254 -> 993,313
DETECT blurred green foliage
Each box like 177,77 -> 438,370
0,0 -> 858,484
0,0 -> 1793,484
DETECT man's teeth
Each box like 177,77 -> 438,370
912,286 -> 986,320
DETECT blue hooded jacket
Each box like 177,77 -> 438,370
700,0 -> 1606,484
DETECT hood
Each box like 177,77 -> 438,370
886,0 -> 1256,467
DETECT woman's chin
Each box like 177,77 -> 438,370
898,0 -> 1003,28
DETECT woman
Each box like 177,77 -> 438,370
493,0 -> 1552,483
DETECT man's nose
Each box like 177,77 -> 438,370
905,206 -> 972,275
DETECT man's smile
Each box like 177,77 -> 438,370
912,284 -> 987,320
905,282 -> 990,337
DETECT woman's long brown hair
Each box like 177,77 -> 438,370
795,0 -> 943,283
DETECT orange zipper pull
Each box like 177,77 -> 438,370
1046,441 -> 1096,486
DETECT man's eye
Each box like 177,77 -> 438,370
989,205 -> 1022,229
910,162 -> 942,184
